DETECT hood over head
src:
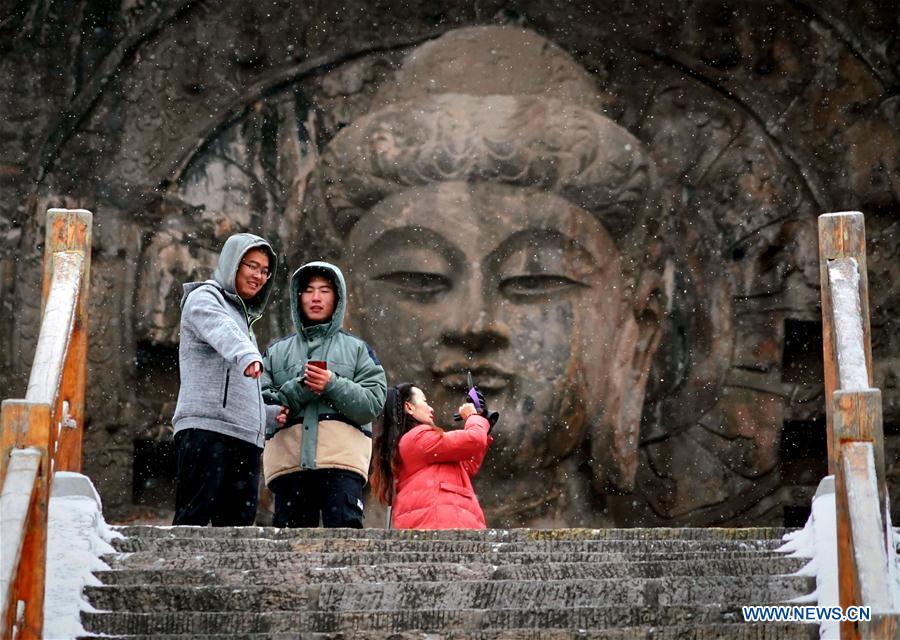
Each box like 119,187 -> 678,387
181,233 -> 277,316
289,261 -> 346,338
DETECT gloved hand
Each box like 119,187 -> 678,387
454,388 -> 498,432
474,390 -> 500,434
453,389 -> 486,421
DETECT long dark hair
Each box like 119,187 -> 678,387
370,383 -> 416,505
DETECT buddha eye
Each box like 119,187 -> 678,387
373,271 -> 452,302
499,274 -> 587,300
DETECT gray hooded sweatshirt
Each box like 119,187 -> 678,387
172,233 -> 279,448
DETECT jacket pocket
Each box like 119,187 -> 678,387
439,482 -> 473,498
262,423 -> 304,486
342,492 -> 364,526
330,362 -> 354,379
222,368 -> 230,408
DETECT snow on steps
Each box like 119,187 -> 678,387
77,525 -> 817,639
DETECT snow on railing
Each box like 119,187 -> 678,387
818,211 -> 898,639
0,209 -> 92,640
827,258 -> 869,392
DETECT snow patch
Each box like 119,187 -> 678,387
891,526 -> 900,610
44,473 -> 118,640
828,258 -> 868,390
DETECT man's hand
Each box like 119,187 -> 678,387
304,362 -> 333,394
458,402 -> 477,421
266,406 -> 292,441
244,361 -> 263,378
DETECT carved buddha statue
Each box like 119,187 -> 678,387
306,26 -> 665,526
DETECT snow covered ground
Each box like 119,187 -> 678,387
43,472 -> 120,639
779,477 -> 839,638
779,476 -> 900,639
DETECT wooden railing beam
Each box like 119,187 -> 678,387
833,389 -> 887,523
24,252 -> 83,407
859,615 -> 898,639
44,209 -> 91,473
818,211 -> 897,640
818,212 -> 873,475
0,208 -> 91,640
840,443 -> 894,639
0,447 -> 42,637
40,209 -> 92,316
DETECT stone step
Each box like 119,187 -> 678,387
312,576 -> 814,611
94,556 -> 808,586
299,627 -> 821,640
111,525 -> 791,542
103,549 -> 794,571
80,604 -> 807,635
110,536 -> 784,554
76,622 -> 819,639
82,576 -> 813,614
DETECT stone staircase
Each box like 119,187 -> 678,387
77,526 -> 818,639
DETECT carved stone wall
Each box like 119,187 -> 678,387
1,1 -> 897,526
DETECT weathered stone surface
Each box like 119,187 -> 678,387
312,577 -> 813,611
80,604 -> 808,635
109,535 -> 784,555
81,524 -> 819,636
84,584 -> 312,613
2,1 -> 897,526
77,626 -> 818,640
102,549 -> 796,571
95,556 -> 806,586
110,525 -> 793,540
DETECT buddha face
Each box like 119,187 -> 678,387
346,181 -> 633,475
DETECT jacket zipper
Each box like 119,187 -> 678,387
222,369 -> 230,407
242,298 -> 266,439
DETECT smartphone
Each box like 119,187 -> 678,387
308,360 -> 327,369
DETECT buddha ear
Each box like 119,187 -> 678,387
590,267 -> 667,494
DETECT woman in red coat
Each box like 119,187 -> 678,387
370,383 -> 493,529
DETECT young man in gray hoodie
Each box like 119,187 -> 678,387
172,233 -> 286,526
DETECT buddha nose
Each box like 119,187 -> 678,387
440,277 -> 511,352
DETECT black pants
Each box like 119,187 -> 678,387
172,428 -> 261,526
269,468 -> 364,528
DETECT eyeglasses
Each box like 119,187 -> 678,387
240,260 -> 272,279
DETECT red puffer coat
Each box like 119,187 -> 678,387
391,414 -> 492,529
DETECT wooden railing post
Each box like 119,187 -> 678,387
833,391 -> 888,640
818,211 -> 897,640
42,209 -> 92,472
818,212 -> 872,475
833,390 -> 887,516
0,401 -> 51,640
0,207 -> 91,640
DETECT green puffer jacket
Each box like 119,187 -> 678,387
261,261 -> 387,484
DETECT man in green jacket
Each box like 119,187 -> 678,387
261,261 -> 387,527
